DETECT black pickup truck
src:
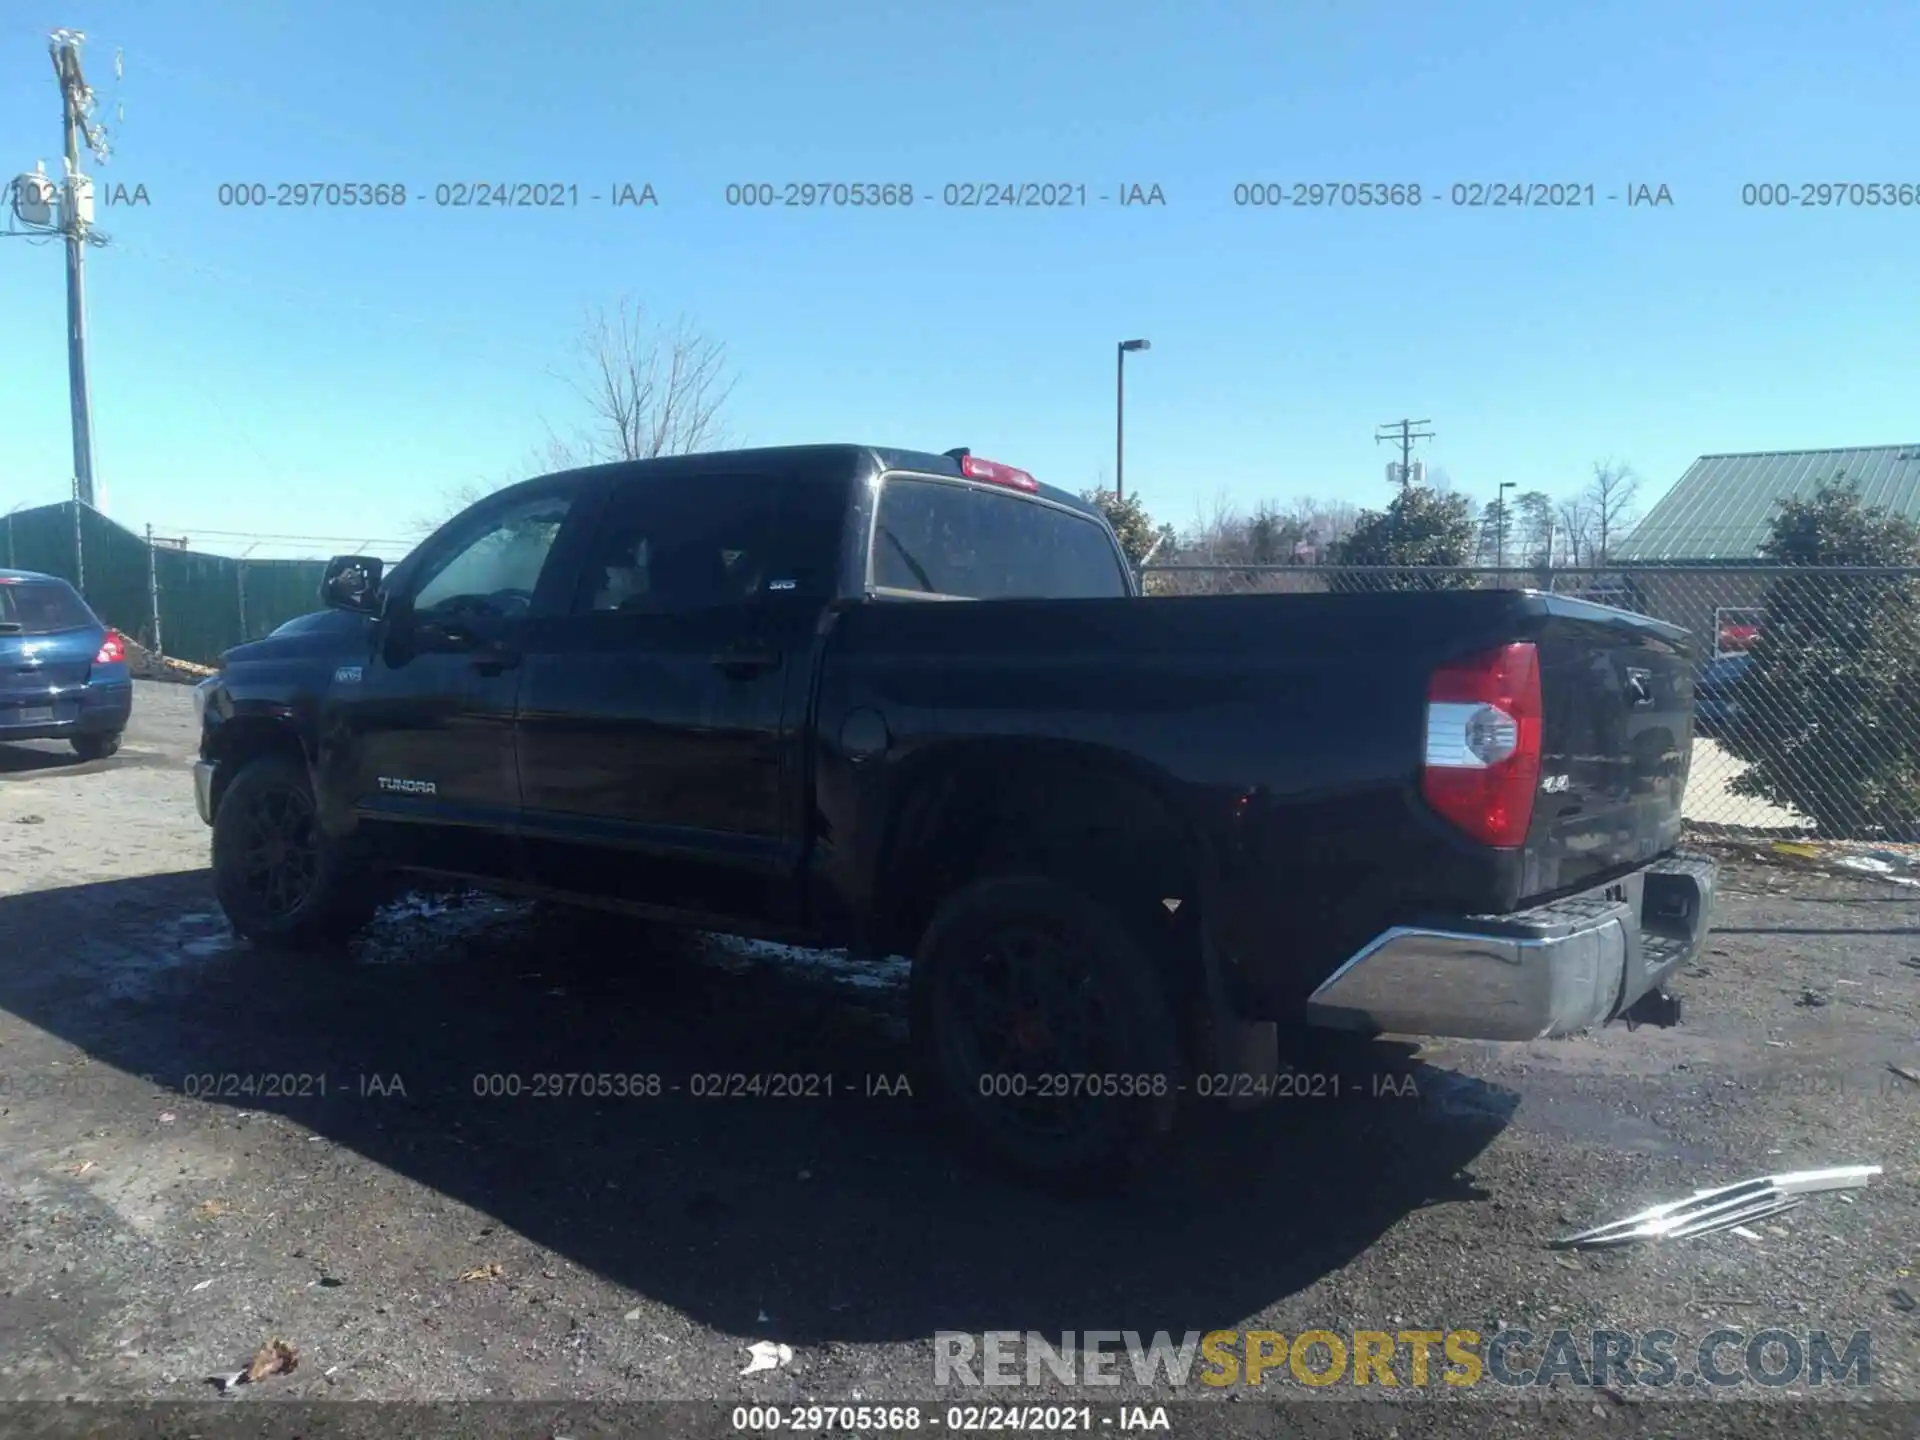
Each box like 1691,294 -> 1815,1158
191,444 -> 1715,1188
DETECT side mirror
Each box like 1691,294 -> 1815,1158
322,555 -> 386,615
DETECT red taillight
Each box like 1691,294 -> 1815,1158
1421,642 -> 1542,848
958,454 -> 1039,492
94,629 -> 125,665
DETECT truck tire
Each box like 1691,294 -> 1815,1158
212,753 -> 378,949
909,875 -> 1183,1193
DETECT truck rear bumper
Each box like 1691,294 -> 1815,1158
1304,853 -> 1716,1042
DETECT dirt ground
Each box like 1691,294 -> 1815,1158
2,681 -> 1918,1437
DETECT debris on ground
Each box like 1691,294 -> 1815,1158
1551,1165 -> 1881,1249
206,1338 -> 298,1393
1740,839 -> 1920,885
1887,1064 -> 1920,1087
740,1341 -> 793,1376
458,1263 -> 503,1283
121,636 -> 216,684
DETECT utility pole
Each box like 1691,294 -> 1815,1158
1375,418 -> 1434,489
48,31 -> 109,509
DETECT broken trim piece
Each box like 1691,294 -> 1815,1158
1550,1165 -> 1881,1250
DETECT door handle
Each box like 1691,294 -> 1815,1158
472,649 -> 521,677
711,647 -> 779,677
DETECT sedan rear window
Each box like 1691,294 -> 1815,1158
0,580 -> 97,634
872,476 -> 1128,600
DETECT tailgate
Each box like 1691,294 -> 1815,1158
1527,603 -> 1695,895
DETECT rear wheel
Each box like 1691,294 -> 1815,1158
909,875 -> 1183,1194
212,753 -> 378,948
70,731 -> 121,761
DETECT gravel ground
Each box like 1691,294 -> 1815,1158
1,681 -> 1918,1438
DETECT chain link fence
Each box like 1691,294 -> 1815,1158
1142,562 -> 1920,841
4,501 -> 332,669
8,499 -> 1918,841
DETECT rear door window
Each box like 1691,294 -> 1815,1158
871,476 -> 1128,599
0,580 -> 97,633
572,473 -> 775,616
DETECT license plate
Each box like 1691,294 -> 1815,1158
10,706 -> 54,724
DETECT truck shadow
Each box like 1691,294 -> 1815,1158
0,871 -> 1515,1347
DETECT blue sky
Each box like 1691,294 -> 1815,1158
3,0 -> 1919,559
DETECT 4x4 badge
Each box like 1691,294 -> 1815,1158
334,665 -> 363,684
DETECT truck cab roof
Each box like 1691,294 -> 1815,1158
527,444 -> 1105,523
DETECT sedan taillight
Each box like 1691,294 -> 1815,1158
94,629 -> 126,665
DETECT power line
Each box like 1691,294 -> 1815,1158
154,526 -> 412,546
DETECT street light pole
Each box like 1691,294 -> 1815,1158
1496,480 -> 1516,572
1116,339 -> 1150,503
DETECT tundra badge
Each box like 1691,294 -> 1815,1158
377,777 -> 436,796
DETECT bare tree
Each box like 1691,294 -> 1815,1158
413,302 -> 738,535
1583,460 -> 1641,563
410,434 -> 579,539
562,297 -> 737,462
1557,496 -> 1596,566
1282,496 -> 1360,550
1170,493 -> 1361,573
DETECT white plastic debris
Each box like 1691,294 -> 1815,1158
1551,1166 -> 1881,1249
1835,855 -> 1897,875
740,1341 -> 793,1376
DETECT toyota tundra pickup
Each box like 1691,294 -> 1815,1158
190,444 -> 1715,1188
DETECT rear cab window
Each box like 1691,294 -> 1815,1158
870,474 -> 1129,599
0,579 -> 97,634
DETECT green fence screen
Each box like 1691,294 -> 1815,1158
2,501 -> 334,666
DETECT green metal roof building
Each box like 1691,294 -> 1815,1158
1614,444 -> 1920,562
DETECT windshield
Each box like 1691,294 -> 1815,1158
871,476 -> 1129,600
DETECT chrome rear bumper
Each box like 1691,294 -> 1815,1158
1305,854 -> 1716,1041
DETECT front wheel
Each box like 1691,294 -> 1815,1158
211,753 -> 378,948
909,875 -> 1184,1194
71,731 -> 121,761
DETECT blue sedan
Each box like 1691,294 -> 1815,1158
0,569 -> 134,760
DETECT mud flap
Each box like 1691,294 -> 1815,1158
1191,921 -> 1280,1111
